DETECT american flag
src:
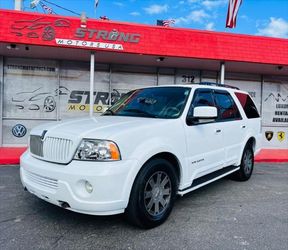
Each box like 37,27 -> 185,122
157,19 -> 175,27
40,2 -> 53,14
226,0 -> 242,28
100,16 -> 109,21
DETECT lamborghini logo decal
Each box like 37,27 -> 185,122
265,131 -> 273,141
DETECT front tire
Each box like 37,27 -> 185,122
125,158 -> 178,229
232,145 -> 254,181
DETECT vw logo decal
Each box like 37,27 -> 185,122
12,124 -> 27,138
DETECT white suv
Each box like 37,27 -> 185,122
20,83 -> 261,228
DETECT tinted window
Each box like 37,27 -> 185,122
188,89 -> 215,116
235,92 -> 260,119
214,91 -> 241,120
103,87 -> 191,119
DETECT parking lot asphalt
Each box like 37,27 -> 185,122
0,163 -> 287,250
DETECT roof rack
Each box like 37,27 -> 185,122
192,82 -> 239,90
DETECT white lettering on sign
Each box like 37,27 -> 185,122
55,38 -> 124,50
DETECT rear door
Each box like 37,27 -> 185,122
213,90 -> 244,165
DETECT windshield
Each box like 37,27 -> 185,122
102,87 -> 191,119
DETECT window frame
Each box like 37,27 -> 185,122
213,90 -> 242,122
186,88 -> 242,126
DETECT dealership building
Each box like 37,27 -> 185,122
0,10 -> 288,151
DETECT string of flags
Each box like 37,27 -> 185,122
40,2 -> 53,14
30,0 -> 40,9
30,0 -> 242,29
30,0 -> 54,14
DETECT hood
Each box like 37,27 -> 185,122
31,115 -> 170,141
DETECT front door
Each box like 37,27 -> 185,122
184,88 -> 225,181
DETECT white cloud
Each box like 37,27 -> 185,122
113,2 -> 124,7
144,4 -> 168,15
202,0 -> 226,10
257,17 -> 288,38
188,9 -> 210,23
205,22 -> 215,30
130,11 -> 140,16
175,9 -> 210,25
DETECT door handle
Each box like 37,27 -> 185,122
241,125 -> 246,129
215,129 -> 221,133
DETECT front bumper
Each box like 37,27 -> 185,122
20,151 -> 138,215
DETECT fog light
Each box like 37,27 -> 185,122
85,181 -> 93,193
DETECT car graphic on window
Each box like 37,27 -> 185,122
12,86 -> 70,112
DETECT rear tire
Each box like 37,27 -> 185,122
231,145 -> 254,181
125,158 -> 178,229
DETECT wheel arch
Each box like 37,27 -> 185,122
246,137 -> 256,152
124,151 -> 183,209
143,152 -> 182,184
236,136 -> 256,166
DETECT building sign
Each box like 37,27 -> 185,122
55,39 -> 124,50
262,82 -> 288,126
9,16 -> 140,52
67,89 -> 125,113
74,28 -> 140,43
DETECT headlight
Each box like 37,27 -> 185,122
74,139 -> 121,161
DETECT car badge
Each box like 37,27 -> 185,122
265,131 -> 273,141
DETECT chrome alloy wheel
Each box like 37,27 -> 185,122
144,171 -> 172,216
243,149 -> 253,175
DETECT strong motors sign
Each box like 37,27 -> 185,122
67,89 -> 125,113
7,12 -> 140,52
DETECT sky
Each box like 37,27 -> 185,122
1,0 -> 288,38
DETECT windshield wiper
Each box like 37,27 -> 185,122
123,108 -> 158,118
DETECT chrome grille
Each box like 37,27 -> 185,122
30,135 -> 73,163
43,137 -> 73,163
24,170 -> 58,190
30,135 -> 43,157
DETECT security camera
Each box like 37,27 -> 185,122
277,66 -> 283,70
156,57 -> 165,62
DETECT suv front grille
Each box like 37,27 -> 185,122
30,135 -> 73,163
30,135 -> 44,157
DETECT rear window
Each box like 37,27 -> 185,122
214,91 -> 241,121
235,92 -> 260,119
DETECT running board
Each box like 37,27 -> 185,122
178,166 -> 240,196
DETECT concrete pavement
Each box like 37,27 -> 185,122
0,163 -> 287,250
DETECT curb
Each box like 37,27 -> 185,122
0,147 -> 288,165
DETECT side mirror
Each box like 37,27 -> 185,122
186,106 -> 217,125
